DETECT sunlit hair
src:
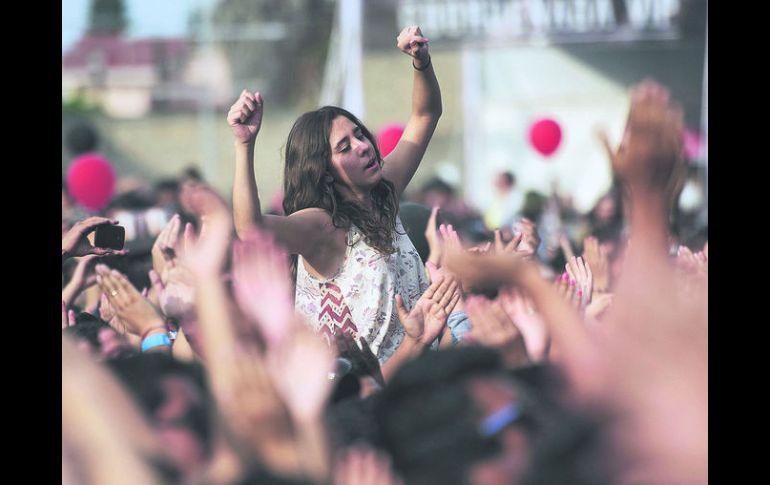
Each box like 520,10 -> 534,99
283,106 -> 400,255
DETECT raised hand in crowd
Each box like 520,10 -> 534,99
151,214 -> 194,278
599,79 -> 687,205
444,246 -> 596,389
334,445 -> 403,485
584,292 -> 613,323
396,25 -> 430,66
497,287 -> 549,361
62,254 -> 101,308
513,217 -> 540,257
62,216 -> 128,261
151,265 -> 196,322
425,260 -> 463,312
232,225 -> 294,349
674,244 -> 707,278
396,275 -> 459,346
228,89 -> 264,146
589,80 -> 706,483
268,322 -> 336,423
179,182 -> 297,473
465,295 -> 529,367
150,214 -> 197,319
336,331 -> 386,388
438,223 -> 463,255
494,228 -> 523,254
62,337 -> 167,484
96,264 -> 169,352
555,272 -> 582,311
583,236 -> 611,293
180,181 -> 333,481
565,256 -> 593,308
62,301 -> 76,329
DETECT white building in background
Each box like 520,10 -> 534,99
62,34 -> 232,119
392,0 -> 698,213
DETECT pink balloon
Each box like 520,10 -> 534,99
683,129 -> 704,161
529,118 -> 562,157
67,153 -> 116,211
377,123 -> 405,158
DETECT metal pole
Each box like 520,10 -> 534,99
198,2 -> 217,186
700,6 -> 707,221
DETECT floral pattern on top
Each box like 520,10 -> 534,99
295,216 -> 428,363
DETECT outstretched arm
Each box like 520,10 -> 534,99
229,89 -> 265,238
228,91 -> 340,258
382,26 -> 442,197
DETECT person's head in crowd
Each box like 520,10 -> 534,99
327,393 -> 380,448
375,347 -> 543,485
519,407 -> 614,485
100,253 -> 153,294
65,120 -> 99,156
586,186 -> 626,280
398,202 -> 432,263
282,105 -> 399,255
181,165 -> 204,184
588,185 -> 624,242
520,191 -> 548,223
107,353 -> 215,479
503,364 -> 615,485
154,178 -> 180,209
109,174 -> 156,213
63,312 -> 134,360
419,177 -> 455,209
494,171 -> 516,195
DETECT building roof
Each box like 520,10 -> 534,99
62,34 -> 190,69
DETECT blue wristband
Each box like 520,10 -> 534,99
141,332 -> 171,352
479,403 -> 522,437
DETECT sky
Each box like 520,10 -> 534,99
62,0 -> 217,52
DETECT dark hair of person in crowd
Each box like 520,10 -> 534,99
107,353 -> 215,477
498,171 -> 516,189
587,184 -> 625,244
282,106 -> 401,256
520,191 -> 548,223
65,120 -> 100,155
327,394 -> 381,449
63,312 -> 113,350
154,178 -> 179,196
398,201 -> 433,263
374,347 -> 543,485
505,364 -> 615,485
519,408 -> 614,485
63,312 -> 136,360
106,190 -> 156,212
182,166 -> 204,182
420,177 -> 455,199
98,253 -> 153,296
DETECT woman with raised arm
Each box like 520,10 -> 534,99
227,26 -> 444,366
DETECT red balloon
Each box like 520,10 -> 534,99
67,153 -> 116,211
529,118 -> 562,157
377,123 -> 405,158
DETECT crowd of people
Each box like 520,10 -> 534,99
62,26 -> 707,484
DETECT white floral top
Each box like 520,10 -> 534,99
295,216 -> 428,364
